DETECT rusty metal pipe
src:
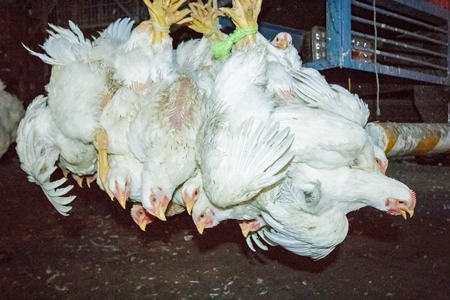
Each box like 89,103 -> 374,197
365,122 -> 450,157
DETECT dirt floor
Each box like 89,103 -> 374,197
1,0 -> 448,298
0,145 -> 449,300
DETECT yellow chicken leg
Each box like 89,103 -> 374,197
93,128 -> 113,200
143,0 -> 192,44
220,0 -> 262,46
188,0 -> 226,42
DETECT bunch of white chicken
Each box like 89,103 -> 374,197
16,0 -> 416,260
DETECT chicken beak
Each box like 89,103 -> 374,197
196,222 -> 205,235
186,203 -> 194,215
146,199 -> 168,221
115,182 -> 129,209
155,205 -> 167,221
154,195 -> 171,221
278,39 -> 289,50
138,221 -> 147,232
238,222 -> 251,237
400,210 -> 407,220
183,191 -> 196,215
400,209 -> 414,220
117,196 -> 127,209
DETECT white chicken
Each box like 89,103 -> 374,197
258,32 -> 304,106
128,74 -> 204,220
0,80 -> 24,158
250,164 -> 416,259
99,14 -> 179,210
126,0 -> 206,221
191,185 -> 262,234
272,104 -> 380,172
268,33 -> 389,173
100,74 -> 145,209
171,169 -> 204,215
196,0 -> 295,210
19,19 -> 135,214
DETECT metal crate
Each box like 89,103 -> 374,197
48,0 -> 145,29
304,0 -> 450,85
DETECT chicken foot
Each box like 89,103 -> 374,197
209,0 -> 262,58
71,174 -> 96,188
187,0 -> 226,42
143,0 -> 193,44
220,0 -> 262,45
93,128 -> 114,200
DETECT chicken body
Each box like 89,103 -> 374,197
197,43 -> 293,210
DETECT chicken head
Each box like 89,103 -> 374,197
385,189 -> 416,219
271,32 -> 292,50
144,187 -> 170,221
192,206 -> 215,234
131,204 -> 155,231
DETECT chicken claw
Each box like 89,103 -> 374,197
143,0 -> 192,43
245,228 -> 277,252
73,174 -> 84,188
187,0 -> 225,41
85,174 -> 96,188
61,167 -> 69,178
220,0 -> 262,30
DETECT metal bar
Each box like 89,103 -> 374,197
303,59 -> 335,70
327,0 -> 353,67
353,45 -> 448,71
365,122 -> 450,157
352,16 -> 447,46
352,0 -> 447,34
380,0 -> 450,20
112,0 -> 134,19
347,60 -> 449,85
352,31 -> 447,59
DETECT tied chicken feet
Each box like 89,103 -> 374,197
221,0 -> 262,45
143,0 -> 193,44
187,0 -> 226,42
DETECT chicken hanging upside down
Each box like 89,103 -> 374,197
16,0 -> 418,263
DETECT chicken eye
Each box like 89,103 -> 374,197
194,190 -> 199,196
150,196 -> 157,203
199,213 -> 205,218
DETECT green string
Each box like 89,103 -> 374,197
211,26 -> 258,59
